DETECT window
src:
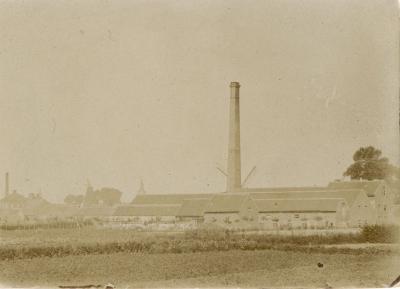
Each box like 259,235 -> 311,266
294,214 -> 300,219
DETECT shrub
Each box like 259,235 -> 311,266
360,225 -> 400,243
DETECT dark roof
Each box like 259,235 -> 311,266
204,194 -> 250,213
113,205 -> 181,216
23,204 -> 81,217
255,198 -> 346,213
0,208 -> 22,217
131,193 -> 214,205
24,205 -> 116,218
75,206 -> 115,217
0,192 -> 28,204
249,189 -> 363,207
327,180 -> 383,197
176,199 -> 211,217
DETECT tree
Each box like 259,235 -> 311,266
343,146 -> 397,180
83,187 -> 122,206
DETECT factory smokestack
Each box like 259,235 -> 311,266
227,82 -> 242,192
5,172 -> 9,196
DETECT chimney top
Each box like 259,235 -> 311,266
230,82 -> 240,88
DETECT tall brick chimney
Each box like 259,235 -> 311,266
5,172 -> 9,197
226,82 -> 242,192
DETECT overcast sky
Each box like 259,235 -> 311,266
0,0 -> 398,202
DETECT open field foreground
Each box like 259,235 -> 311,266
1,249 -> 399,288
0,228 -> 362,248
1,226 -> 399,261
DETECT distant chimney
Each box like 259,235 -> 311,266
226,82 -> 242,192
5,172 -> 9,196
138,179 -> 146,195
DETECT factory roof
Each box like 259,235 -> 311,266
0,192 -> 28,205
255,198 -> 346,213
131,193 -> 214,205
327,180 -> 384,197
114,205 -> 181,217
76,206 -> 115,217
176,199 -> 211,217
204,194 -> 250,213
23,204 -> 81,217
0,208 -> 22,217
249,189 -> 364,207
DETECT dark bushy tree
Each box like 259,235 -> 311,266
343,146 -> 397,180
96,187 -> 122,206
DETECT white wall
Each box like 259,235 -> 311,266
349,193 -> 377,227
257,212 -> 338,230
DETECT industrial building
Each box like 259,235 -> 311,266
0,82 -> 397,230
113,82 -> 397,230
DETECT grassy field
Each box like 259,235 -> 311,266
2,227 -> 399,261
1,227 -> 399,288
1,249 -> 398,288
0,227 -> 154,248
0,226 -> 365,250
2,226 -> 397,248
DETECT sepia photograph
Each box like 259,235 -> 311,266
0,0 -> 399,288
